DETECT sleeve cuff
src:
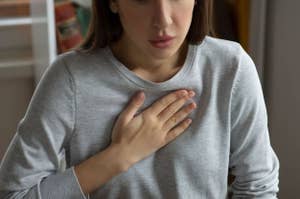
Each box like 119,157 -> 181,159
71,166 -> 90,199
38,167 -> 89,199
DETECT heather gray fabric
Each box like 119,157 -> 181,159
0,36 -> 279,198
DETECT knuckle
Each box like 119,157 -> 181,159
184,106 -> 191,114
184,104 -> 194,113
142,110 -> 151,118
159,133 -> 167,144
184,120 -> 190,128
131,99 -> 140,108
177,98 -> 186,106
145,113 -> 159,125
183,121 -> 188,128
164,134 -> 172,144
170,131 -> 177,140
161,124 -> 168,133
170,116 -> 178,124
180,122 -> 187,129
117,114 -> 126,124
176,90 -> 187,98
142,108 -> 152,116
170,131 -> 179,140
159,97 -> 169,107
161,137 -> 168,146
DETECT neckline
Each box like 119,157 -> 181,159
103,41 -> 204,91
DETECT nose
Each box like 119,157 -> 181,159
152,0 -> 172,30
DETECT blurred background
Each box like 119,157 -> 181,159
0,0 -> 299,197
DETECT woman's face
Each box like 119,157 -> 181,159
110,0 -> 196,60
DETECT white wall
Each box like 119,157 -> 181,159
264,1 -> 300,197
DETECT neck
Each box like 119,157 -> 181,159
109,38 -> 189,75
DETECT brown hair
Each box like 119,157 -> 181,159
77,0 -> 215,53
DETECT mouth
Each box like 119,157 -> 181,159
149,36 -> 175,49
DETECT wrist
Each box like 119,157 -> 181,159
105,143 -> 135,172
74,144 -> 134,194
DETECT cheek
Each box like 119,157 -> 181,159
119,11 -> 148,36
174,7 -> 194,31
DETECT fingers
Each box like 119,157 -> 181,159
163,101 -> 197,132
145,89 -> 188,116
164,118 -> 192,144
157,90 -> 195,123
119,91 -> 145,124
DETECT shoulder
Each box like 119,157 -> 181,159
201,36 -> 242,53
201,37 -> 263,107
193,36 -> 261,99
194,36 -> 254,76
53,47 -> 109,73
38,49 -> 104,87
198,36 -> 245,63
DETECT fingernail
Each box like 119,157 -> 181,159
179,90 -> 188,97
192,102 -> 197,108
188,91 -> 195,97
187,119 -> 192,124
137,91 -> 145,100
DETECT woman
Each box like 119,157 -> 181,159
0,0 -> 279,198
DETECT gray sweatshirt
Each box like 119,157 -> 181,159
0,36 -> 279,198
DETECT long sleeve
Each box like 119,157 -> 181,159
0,55 -> 86,198
229,46 -> 280,198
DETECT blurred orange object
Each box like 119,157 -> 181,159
229,0 -> 250,51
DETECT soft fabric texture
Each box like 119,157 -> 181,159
0,36 -> 279,198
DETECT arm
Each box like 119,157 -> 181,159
229,45 -> 279,198
0,53 -> 193,198
0,55 -> 87,198
75,90 -> 196,194
74,143 -> 133,195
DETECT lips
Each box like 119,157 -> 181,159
149,35 -> 175,42
149,35 -> 175,48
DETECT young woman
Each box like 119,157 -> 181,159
0,0 -> 279,198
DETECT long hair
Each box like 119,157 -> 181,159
77,0 -> 216,53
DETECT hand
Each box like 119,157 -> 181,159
110,89 -> 197,166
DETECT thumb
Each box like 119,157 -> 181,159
121,91 -> 145,124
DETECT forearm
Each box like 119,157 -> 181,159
74,143 -> 134,195
1,166 -> 90,198
0,140 -> 135,198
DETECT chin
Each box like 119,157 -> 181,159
147,45 -> 180,59
150,50 -> 176,60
